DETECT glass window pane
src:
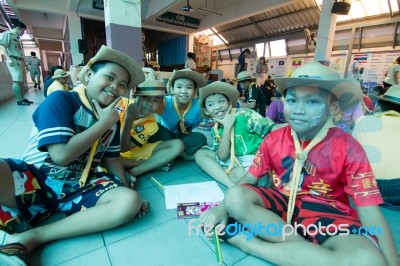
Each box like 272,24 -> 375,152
255,43 -> 264,58
270,39 -> 286,57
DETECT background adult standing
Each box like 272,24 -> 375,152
236,48 -> 250,97
0,21 -> 33,105
26,51 -> 42,90
383,56 -> 400,90
184,52 -> 197,71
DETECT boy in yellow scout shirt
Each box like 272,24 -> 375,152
117,78 -> 184,178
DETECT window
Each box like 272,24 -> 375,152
255,43 -> 264,58
270,39 -> 287,57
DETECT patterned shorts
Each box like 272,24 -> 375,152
244,184 -> 379,246
201,146 -> 255,170
0,158 -> 123,234
121,141 -> 161,160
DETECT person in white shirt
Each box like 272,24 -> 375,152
184,52 -> 197,71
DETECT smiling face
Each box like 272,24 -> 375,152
203,93 -> 230,120
85,62 -> 129,107
136,95 -> 163,117
171,78 -> 196,106
284,86 -> 336,140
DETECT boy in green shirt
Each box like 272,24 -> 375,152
195,81 -> 276,187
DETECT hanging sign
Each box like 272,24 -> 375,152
156,12 -> 200,29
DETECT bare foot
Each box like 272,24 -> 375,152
136,200 -> 150,218
126,173 -> 137,189
5,230 -> 40,253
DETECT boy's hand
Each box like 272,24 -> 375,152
214,105 -> 235,129
126,97 -> 143,120
92,97 -> 122,128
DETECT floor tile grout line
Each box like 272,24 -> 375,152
103,217 -> 177,247
53,246 -> 107,266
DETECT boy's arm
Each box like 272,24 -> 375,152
215,106 -> 236,161
48,97 -> 122,166
356,205 -> 398,266
103,156 -> 129,188
236,171 -> 259,185
120,98 -> 142,152
0,45 -> 12,65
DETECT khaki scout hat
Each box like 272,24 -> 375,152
78,45 -> 145,89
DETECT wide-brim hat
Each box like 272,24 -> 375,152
135,78 -> 166,96
368,85 -> 400,107
273,61 -> 362,111
166,68 -> 207,92
237,71 -> 254,82
199,81 -> 240,118
78,45 -> 145,89
52,69 -> 70,79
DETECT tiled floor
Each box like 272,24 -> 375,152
0,87 -> 399,266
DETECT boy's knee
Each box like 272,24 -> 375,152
195,148 -> 215,162
111,189 -> 141,216
173,139 -> 184,152
225,186 -> 253,216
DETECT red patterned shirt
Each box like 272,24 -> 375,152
249,126 -> 383,217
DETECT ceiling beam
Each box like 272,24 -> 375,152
198,0 -> 299,31
216,6 -> 319,34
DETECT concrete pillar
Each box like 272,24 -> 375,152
68,12 -> 84,65
314,0 -> 338,65
188,33 -> 195,53
104,0 -> 142,64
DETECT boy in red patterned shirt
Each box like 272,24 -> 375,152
201,62 -> 398,266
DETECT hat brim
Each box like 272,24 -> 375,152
273,77 -> 362,111
199,82 -> 239,118
78,45 -> 145,89
135,92 -> 166,96
368,93 -> 400,106
166,70 -> 207,92
52,73 -> 70,79
237,76 -> 254,82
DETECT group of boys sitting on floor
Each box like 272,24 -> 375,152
0,45 -> 398,265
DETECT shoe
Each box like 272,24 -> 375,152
38,86 -> 41,90
17,100 -> 30,106
23,99 -> 33,104
34,83 -> 37,88
0,242 -> 29,266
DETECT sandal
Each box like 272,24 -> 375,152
219,217 -> 241,242
202,217 -> 241,242
0,243 -> 29,266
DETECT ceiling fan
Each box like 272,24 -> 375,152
182,0 -> 194,12
182,0 -> 222,16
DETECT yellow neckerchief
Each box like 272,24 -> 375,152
213,108 -> 241,173
173,97 -> 192,134
74,85 -> 100,187
373,110 -> 400,117
286,119 -> 335,224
